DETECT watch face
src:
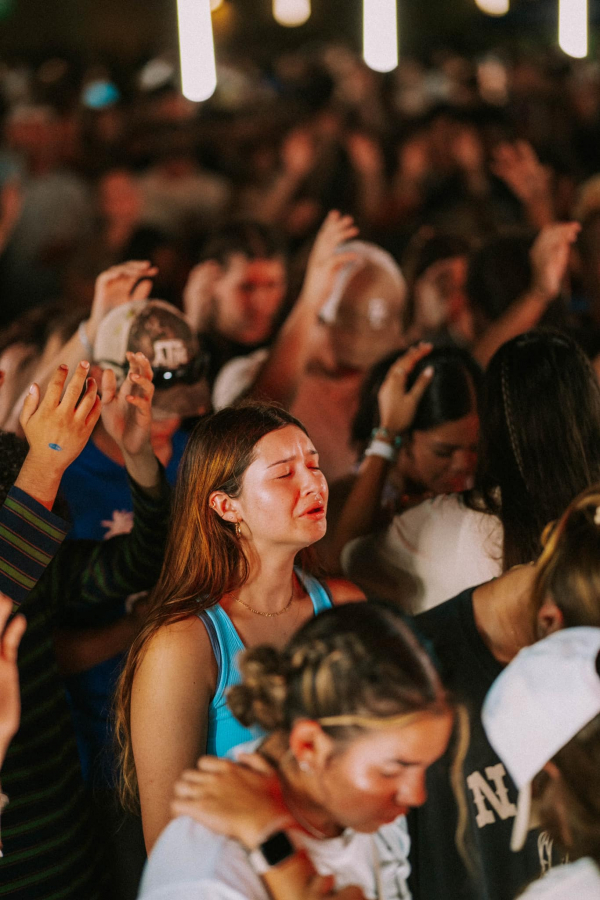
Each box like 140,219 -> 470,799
261,830 -> 295,867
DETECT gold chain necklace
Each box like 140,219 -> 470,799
233,578 -> 295,617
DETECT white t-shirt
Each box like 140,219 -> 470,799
139,815 -> 411,900
341,493 -> 503,614
518,858 -> 600,899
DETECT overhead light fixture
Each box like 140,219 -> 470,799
363,0 -> 399,73
176,0 -> 217,101
474,0 -> 509,14
273,0 -> 311,27
559,0 -> 587,58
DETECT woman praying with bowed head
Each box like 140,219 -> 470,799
139,602 -> 458,900
115,402 -> 363,851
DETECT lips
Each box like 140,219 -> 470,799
301,503 -> 326,518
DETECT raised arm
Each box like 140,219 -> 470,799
4,260 -> 157,433
328,345 -> 434,573
0,362 -> 101,606
52,353 -> 169,618
473,222 -> 580,369
247,211 -> 358,408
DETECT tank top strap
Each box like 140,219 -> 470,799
198,604 -> 245,705
294,568 -> 334,614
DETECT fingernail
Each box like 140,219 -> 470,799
59,364 -> 68,371
424,366 -> 434,376
80,360 -> 90,369
29,383 -> 36,394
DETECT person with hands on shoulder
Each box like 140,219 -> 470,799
0,357 -> 171,899
138,602 -> 457,900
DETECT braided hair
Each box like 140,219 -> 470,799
228,601 -> 448,739
470,329 -> 600,569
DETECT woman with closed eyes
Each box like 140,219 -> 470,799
114,402 -> 363,852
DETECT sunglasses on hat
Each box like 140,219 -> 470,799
149,353 -> 208,390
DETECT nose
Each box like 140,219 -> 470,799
451,448 -> 476,475
396,768 -> 427,808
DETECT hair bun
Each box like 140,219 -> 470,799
227,646 -> 288,731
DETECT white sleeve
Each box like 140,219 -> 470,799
212,350 -> 269,410
342,495 -> 503,614
375,817 -> 412,900
139,817 -> 269,900
141,880 -> 253,900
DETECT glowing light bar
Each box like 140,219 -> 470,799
177,0 -> 217,102
474,0 -> 509,16
273,0 -> 311,27
559,0 -> 587,58
363,0 -> 398,73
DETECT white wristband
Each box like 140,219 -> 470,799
364,439 -> 397,462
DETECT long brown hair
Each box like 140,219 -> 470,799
469,330 -> 600,570
115,402 -> 315,807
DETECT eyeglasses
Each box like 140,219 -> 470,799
150,353 -> 209,390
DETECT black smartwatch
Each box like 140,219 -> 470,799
248,830 -> 296,874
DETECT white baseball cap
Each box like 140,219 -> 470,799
482,627 -> 600,852
319,240 -> 406,326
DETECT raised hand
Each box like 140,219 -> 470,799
281,128 -> 317,180
182,261 -> 221,333
346,132 -> 384,178
87,260 -> 158,341
171,754 -> 289,850
529,222 -> 580,301
0,593 -> 26,770
19,361 -> 101,473
300,211 -> 359,310
492,141 -> 550,205
377,344 -> 435,437
100,351 -> 154,459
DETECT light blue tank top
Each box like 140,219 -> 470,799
198,570 -> 333,758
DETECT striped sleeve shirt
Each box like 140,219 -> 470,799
0,468 -> 171,898
0,486 -> 68,607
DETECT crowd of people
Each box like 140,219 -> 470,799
0,37 -> 599,900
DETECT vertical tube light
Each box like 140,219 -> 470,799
474,0 -> 509,15
273,0 -> 311,27
559,0 -> 588,58
363,0 -> 399,73
177,0 -> 217,102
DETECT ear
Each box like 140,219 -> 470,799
542,760 -> 561,781
289,720 -> 335,773
536,599 -> 564,639
209,490 -> 240,523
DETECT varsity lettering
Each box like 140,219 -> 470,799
466,764 -> 518,827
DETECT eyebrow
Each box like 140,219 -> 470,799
266,449 -> 318,468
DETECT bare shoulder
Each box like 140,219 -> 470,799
324,577 -> 367,605
138,612 -> 216,677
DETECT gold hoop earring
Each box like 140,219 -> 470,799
235,521 -> 242,539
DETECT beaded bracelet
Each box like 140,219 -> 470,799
370,426 -> 403,448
